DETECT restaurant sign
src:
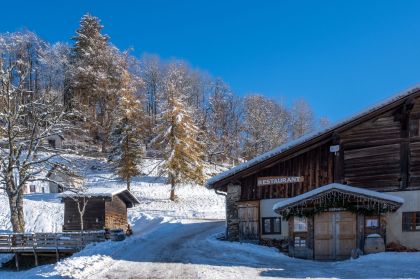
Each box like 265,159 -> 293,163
257,176 -> 304,186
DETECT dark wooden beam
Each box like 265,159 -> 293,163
332,133 -> 344,184
399,98 -> 414,189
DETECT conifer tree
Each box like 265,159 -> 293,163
67,14 -> 120,152
152,63 -> 205,201
68,14 -> 109,110
108,70 -> 144,191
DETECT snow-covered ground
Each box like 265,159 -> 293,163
2,218 -> 420,279
0,157 -> 225,234
0,156 -> 419,278
0,194 -> 63,233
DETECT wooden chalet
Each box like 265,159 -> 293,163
207,86 -> 420,260
61,188 -> 139,232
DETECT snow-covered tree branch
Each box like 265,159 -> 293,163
0,32 -> 75,232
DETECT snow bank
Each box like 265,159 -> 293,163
74,156 -> 226,220
0,194 -> 63,233
38,213 -> 167,279
131,183 -> 225,220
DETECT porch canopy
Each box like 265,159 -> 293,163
273,183 -> 404,218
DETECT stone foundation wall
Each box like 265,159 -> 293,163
226,184 -> 241,241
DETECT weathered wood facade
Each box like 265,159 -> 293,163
62,188 -> 139,232
207,87 -> 420,260
63,198 -> 106,231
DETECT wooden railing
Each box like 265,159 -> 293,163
0,231 -> 106,253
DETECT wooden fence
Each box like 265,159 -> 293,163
0,231 -> 106,254
0,230 -> 125,270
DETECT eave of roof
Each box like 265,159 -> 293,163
206,85 -> 420,189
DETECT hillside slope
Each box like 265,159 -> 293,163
0,157 -> 226,233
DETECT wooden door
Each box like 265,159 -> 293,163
335,211 -> 356,259
314,211 -> 356,260
314,212 -> 334,260
238,201 -> 259,242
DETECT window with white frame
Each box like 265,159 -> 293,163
294,216 -> 308,232
262,217 -> 282,234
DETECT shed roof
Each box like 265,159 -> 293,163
61,187 -> 140,208
273,183 -> 404,216
206,85 -> 420,188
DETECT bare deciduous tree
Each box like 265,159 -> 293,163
0,33 -> 74,232
243,94 -> 289,159
65,184 -> 89,232
290,98 -> 315,140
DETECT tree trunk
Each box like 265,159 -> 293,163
127,178 -> 131,192
8,188 -> 25,233
101,137 -> 107,154
170,176 -> 176,201
80,211 -> 84,232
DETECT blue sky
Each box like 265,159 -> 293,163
2,0 -> 420,122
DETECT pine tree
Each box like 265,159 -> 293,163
68,14 -> 109,109
68,14 -> 120,152
108,70 -> 144,191
152,63 -> 205,201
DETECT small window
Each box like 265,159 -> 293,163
294,236 -> 306,247
410,119 -> 420,137
402,212 -> 420,231
366,218 -> 379,228
30,185 -> 36,193
294,217 -> 308,232
48,139 -> 56,149
262,217 -> 282,234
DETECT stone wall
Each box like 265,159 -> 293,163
226,184 -> 241,241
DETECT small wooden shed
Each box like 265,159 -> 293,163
61,188 -> 140,232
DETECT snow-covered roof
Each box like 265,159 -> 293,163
60,187 -> 140,207
206,85 -> 420,188
273,183 -> 404,213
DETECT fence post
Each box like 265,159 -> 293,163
33,233 -> 38,267
55,236 -> 59,262
8,234 -> 12,252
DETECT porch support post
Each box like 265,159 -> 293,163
226,183 -> 241,241
15,253 -> 19,271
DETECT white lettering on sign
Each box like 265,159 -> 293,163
257,176 -> 304,186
